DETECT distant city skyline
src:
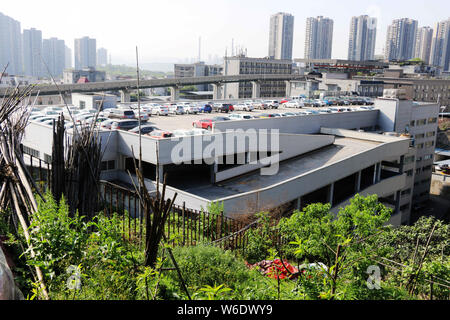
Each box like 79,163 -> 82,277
0,0 -> 449,68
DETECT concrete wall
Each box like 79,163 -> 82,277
213,110 -> 379,135
217,138 -> 410,215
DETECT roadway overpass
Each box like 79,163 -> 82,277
0,74 -> 309,102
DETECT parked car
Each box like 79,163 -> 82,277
198,104 -> 213,113
172,129 -> 208,137
252,100 -> 269,110
264,100 -> 279,109
313,99 -> 327,107
234,103 -> 253,112
165,103 -> 178,115
214,103 -> 233,113
285,100 -> 305,108
193,119 -> 215,130
329,107 -> 347,113
229,114 -> 253,120
212,116 -> 231,121
181,104 -> 200,114
108,109 -> 136,119
148,130 -> 173,139
129,125 -> 160,134
150,105 -> 169,116
74,114 -> 94,124
84,117 -> 109,125
110,120 -> 140,131
99,119 -> 116,129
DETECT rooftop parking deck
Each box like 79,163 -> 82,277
168,137 -> 382,201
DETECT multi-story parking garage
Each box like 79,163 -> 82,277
21,92 -> 439,225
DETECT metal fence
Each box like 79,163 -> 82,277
25,156 -> 255,253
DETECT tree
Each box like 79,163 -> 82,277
278,194 -> 393,299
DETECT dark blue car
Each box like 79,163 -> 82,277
199,104 -> 213,113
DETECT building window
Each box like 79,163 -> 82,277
424,154 -> 433,161
425,141 -> 434,148
416,119 -> 427,126
423,165 -> 432,172
426,131 -> 436,138
417,143 -> 424,149
23,146 -> 40,158
416,168 -> 422,175
410,120 -> 415,127
406,170 -> 414,177
44,154 -> 52,163
101,160 -> 116,171
415,133 -> 425,139
428,117 -> 437,124
401,189 -> 412,197
404,156 -> 415,164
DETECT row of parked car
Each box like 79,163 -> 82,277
282,96 -> 374,109
192,106 -> 375,129
28,105 -> 213,139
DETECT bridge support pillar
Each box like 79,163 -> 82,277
120,90 -> 131,103
285,80 -> 292,97
251,81 -> 261,99
212,83 -> 223,100
169,86 -> 179,102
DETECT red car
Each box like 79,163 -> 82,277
193,119 -> 214,130
280,98 -> 291,104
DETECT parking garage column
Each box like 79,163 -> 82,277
169,86 -> 180,102
210,159 -> 219,184
285,81 -> 292,97
356,171 -> 362,192
212,83 -> 223,100
120,90 -> 131,103
251,81 -> 261,99
157,165 -> 164,184
327,183 -> 335,207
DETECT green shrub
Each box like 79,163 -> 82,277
165,245 -> 252,291
244,212 -> 274,264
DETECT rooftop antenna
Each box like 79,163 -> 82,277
232,38 -> 234,56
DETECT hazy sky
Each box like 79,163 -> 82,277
2,0 -> 449,66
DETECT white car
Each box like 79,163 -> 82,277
74,114 -> 94,124
229,114 -> 253,120
42,106 -> 64,113
314,99 -> 327,107
166,104 -> 178,115
179,103 -> 199,114
285,100 -> 305,108
264,100 -> 280,109
151,105 -> 169,116
234,104 -> 254,112
172,129 -> 208,137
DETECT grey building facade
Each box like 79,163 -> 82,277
304,16 -> 334,59
0,12 -> 22,75
430,18 -> 450,71
222,56 -> 293,99
42,37 -> 66,78
97,48 -> 108,67
74,37 -> 97,70
23,28 -> 43,78
385,18 -> 418,61
414,26 -> 434,64
268,12 -> 295,60
348,15 -> 377,61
